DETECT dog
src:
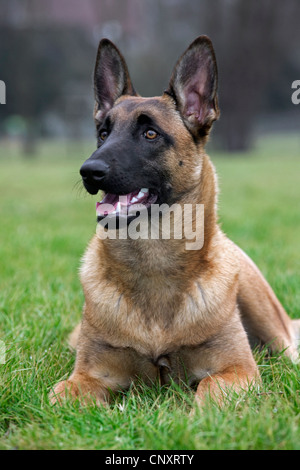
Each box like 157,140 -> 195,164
50,36 -> 300,407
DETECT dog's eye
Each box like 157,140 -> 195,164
99,130 -> 108,141
144,129 -> 158,140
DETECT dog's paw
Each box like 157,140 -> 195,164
49,380 -> 78,405
49,378 -> 108,406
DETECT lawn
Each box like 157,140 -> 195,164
0,135 -> 299,450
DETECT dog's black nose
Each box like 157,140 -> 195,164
80,159 -> 110,186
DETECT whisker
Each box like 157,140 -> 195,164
72,179 -> 88,199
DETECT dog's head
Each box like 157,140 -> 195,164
80,36 -> 219,222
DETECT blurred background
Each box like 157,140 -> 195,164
0,0 -> 299,156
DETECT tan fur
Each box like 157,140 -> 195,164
50,39 -> 299,408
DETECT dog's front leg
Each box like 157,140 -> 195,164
50,348 -> 136,406
50,372 -> 111,406
50,346 -> 137,406
195,364 -> 258,408
185,308 -> 260,408
50,321 -> 158,406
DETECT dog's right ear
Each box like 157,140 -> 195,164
93,39 -> 136,123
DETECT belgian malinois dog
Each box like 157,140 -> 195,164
51,36 -> 300,407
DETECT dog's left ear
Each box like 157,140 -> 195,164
166,35 -> 220,137
94,38 -> 137,122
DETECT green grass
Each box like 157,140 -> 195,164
0,135 -> 299,450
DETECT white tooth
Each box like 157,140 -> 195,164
140,188 -> 149,193
137,191 -> 144,199
131,197 -> 138,203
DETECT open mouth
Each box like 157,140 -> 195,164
96,188 -> 158,219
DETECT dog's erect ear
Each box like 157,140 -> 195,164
166,35 -> 220,137
94,39 -> 136,122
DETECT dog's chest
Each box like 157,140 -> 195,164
81,233 -> 240,357
85,276 -> 236,358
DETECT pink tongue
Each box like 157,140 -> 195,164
96,193 -> 118,216
96,190 -> 141,216
96,201 -> 115,216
